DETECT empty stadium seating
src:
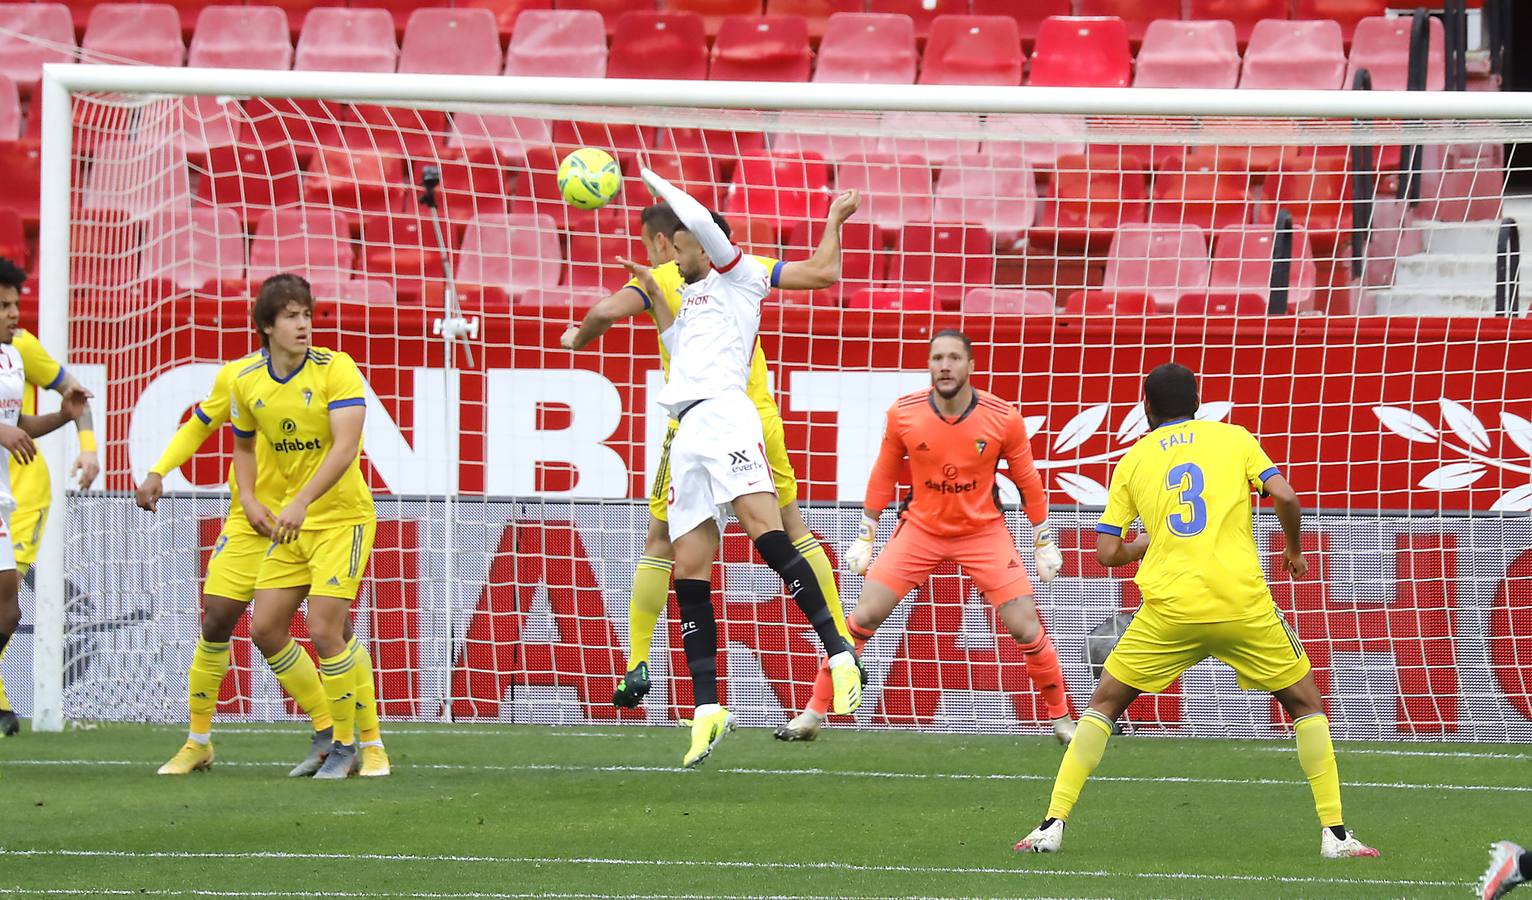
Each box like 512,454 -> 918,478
503,9 -> 608,77
248,207 -> 354,283
709,15 -> 812,82
294,8 -> 398,72
399,8 -> 503,75
608,11 -> 708,81
812,13 -> 916,84
455,212 -> 561,297
962,288 -> 1056,315
919,15 -> 1023,87
836,153 -> 932,232
1133,19 -> 1239,89
188,5 -> 292,69
0,4 -> 75,89
1240,19 -> 1347,90
1075,0 -> 1180,44
83,3 -> 185,67
1345,14 -> 1445,91
1030,16 -> 1131,88
1187,0 -> 1288,44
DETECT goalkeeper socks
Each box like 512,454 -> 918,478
628,556 -> 672,668
318,645 -> 358,746
675,579 -> 719,707
186,638 -> 231,737
265,639 -> 334,733
0,630 -> 11,711
754,530 -> 851,657
807,621 -> 874,717
348,636 -> 382,745
792,534 -> 850,642
1017,630 -> 1071,720
1045,708 -> 1113,821
1294,713 -> 1344,827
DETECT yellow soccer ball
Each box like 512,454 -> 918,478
557,147 -> 621,210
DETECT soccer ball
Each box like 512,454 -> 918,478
557,148 -> 621,210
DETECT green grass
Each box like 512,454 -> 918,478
0,721 -> 1521,899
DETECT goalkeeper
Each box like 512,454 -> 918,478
560,190 -> 861,715
777,329 -> 1073,743
1015,363 -> 1377,859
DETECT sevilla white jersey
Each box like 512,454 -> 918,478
655,250 -> 771,416
0,342 -> 25,513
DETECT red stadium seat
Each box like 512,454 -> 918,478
919,16 -> 1023,87
846,286 -> 937,311
1062,290 -> 1157,316
766,0 -> 863,41
457,0 -> 552,37
302,146 -> 404,218
516,285 -> 606,313
141,205 -> 244,292
1187,0 -> 1286,45
932,151 -> 1037,245
1174,291 -> 1267,315
0,143 -> 41,227
1346,15 -> 1445,92
1293,0 -> 1385,44
1208,223 -> 1317,312
0,77 -> 19,142
608,11 -> 708,80
176,95 -> 240,160
504,9 -> 608,77
400,9 -> 503,76
1101,223 -> 1210,310
456,212 -> 562,296
1419,143 -> 1504,224
772,127 -> 874,165
665,0 -> 762,36
962,288 -> 1055,315
0,208 -> 27,267
411,154 -> 511,232
710,15 -> 812,82
565,206 -> 644,291
813,13 -> 917,84
784,218 -> 884,301
80,139 -> 191,222
1133,19 -> 1240,90
877,112 -> 982,168
361,211 -> 445,299
970,0 -> 1070,47
867,0 -> 968,40
248,207 -> 355,284
310,277 -> 396,306
724,151 -> 831,235
197,143 -> 302,228
983,115 -> 1085,169
189,5 -> 292,69
1259,151 -> 1351,253
1074,0 -> 1178,44
1240,20 -> 1346,90
1029,16 -> 1130,88
1149,148 -> 1253,231
1028,149 -> 1148,251
558,0 -> 653,36
0,4 -> 75,89
660,126 -> 766,183
451,113 -> 553,164
835,153 -> 932,232
895,222 -> 992,303
83,4 -> 185,67
295,8 -> 398,72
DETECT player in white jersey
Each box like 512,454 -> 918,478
0,286 -> 90,714
618,168 -> 863,767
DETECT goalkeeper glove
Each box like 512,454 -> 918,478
1033,521 -> 1063,583
845,513 -> 878,575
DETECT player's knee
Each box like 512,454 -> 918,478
643,529 -> 673,560
248,619 -> 288,657
0,604 -> 18,634
200,608 -> 240,643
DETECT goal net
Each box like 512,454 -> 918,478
24,66 -> 1532,741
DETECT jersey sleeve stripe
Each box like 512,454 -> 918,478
1096,523 -> 1124,536
193,405 -> 212,425
328,397 -> 366,411
231,425 -> 256,438
717,248 -> 744,273
1258,466 -> 1281,483
770,260 -> 784,287
45,367 -> 66,391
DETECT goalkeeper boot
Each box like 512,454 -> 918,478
1014,818 -> 1065,853
827,651 -> 864,715
612,661 -> 650,710
1051,715 -> 1076,746
773,710 -> 823,742
682,704 -> 734,769
1479,841 -> 1527,900
1319,826 -> 1380,859
359,744 -> 391,778
288,726 -> 334,777
157,740 -> 214,775
312,742 -> 357,780
0,709 -> 18,737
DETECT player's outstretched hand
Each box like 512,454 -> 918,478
845,513 -> 877,575
135,472 -> 164,512
60,385 -> 92,422
1033,522 -> 1063,583
0,423 -> 36,464
1282,546 -> 1307,579
828,189 -> 860,226
616,256 -> 661,305
559,324 -> 580,351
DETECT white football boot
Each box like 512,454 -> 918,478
1014,819 -> 1065,853
1319,827 -> 1380,859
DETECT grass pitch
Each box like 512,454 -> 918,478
1,721 -> 1522,899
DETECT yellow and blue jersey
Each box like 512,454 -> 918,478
1097,418 -> 1281,624
628,258 -> 786,419
229,346 -> 374,529
8,329 -> 66,512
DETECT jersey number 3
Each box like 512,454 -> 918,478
1165,462 -> 1208,536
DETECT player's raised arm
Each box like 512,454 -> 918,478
845,406 -> 906,575
137,367 -> 236,511
776,190 -> 861,291
1095,460 -> 1148,568
640,167 -> 737,269
559,285 -> 649,351
1003,411 -> 1063,582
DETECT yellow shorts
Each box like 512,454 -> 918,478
1104,603 -> 1312,695
10,502 -> 46,569
648,412 -> 798,521
255,521 -> 376,602
203,523 -> 269,603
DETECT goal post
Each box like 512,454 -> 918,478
29,62 -> 1532,739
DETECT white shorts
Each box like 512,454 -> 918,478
665,391 -> 773,540
0,509 -> 15,573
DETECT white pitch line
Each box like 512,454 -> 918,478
0,891 -> 1077,900
144,726 -> 639,739
1,848 -> 1464,890
3,757 -> 1527,795
1258,745 -> 1532,762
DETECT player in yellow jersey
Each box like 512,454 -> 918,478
1014,364 -> 1378,859
139,348 -> 341,777
230,274 -> 387,780
560,194 -> 860,715
0,257 -> 99,738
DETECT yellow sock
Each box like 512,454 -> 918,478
628,556 -> 672,668
265,639 -> 333,732
319,645 -> 358,746
1295,713 -> 1343,827
348,636 -> 382,744
794,534 -> 850,641
1045,709 -> 1114,821
187,638 -> 231,736
0,639 -> 11,712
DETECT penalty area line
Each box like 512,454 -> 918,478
0,890 -> 1080,900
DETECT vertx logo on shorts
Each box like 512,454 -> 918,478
727,449 -> 763,475
925,462 -> 979,495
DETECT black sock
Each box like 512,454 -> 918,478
0,631 -> 9,658
753,530 -> 851,657
1327,825 -> 1348,841
1520,851 -> 1532,880
674,579 -> 719,708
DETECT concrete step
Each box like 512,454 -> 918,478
1363,288 -> 1500,317
1392,253 -> 1499,287
1417,220 -> 1502,255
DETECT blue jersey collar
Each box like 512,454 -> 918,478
1155,417 -> 1194,430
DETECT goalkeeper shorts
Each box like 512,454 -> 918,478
1104,602 -> 1311,694
203,522 -> 269,603
865,518 -> 1033,606
255,521 -> 376,602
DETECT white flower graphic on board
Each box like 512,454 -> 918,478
1372,400 -> 1532,512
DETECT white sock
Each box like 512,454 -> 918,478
828,650 -> 853,668
187,731 -> 210,745
694,702 -> 721,718
359,739 -> 384,749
